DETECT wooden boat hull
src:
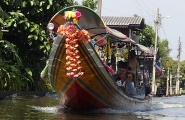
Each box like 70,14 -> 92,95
48,35 -> 152,111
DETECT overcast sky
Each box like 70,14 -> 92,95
75,0 -> 185,61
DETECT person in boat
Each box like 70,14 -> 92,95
127,72 -> 135,87
129,50 -> 137,74
116,69 -> 136,95
116,69 -> 127,91
112,61 -> 129,82
126,72 -> 136,95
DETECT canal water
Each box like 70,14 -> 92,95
0,92 -> 185,120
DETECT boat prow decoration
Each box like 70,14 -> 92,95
48,6 -> 107,39
46,6 -> 153,111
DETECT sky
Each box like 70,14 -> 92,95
75,0 -> 185,61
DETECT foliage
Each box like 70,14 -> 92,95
0,40 -> 33,91
180,60 -> 185,81
0,0 -> 76,91
134,22 -> 155,47
81,0 -> 98,10
158,39 -> 171,70
0,7 -> 33,91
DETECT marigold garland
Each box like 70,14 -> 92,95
57,22 -> 91,78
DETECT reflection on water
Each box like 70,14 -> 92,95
0,93 -> 185,120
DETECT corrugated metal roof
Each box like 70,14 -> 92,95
101,16 -> 143,26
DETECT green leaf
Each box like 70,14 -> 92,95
40,45 -> 45,49
30,28 -> 35,32
34,35 -> 38,40
25,22 -> 30,27
0,18 -> 3,24
19,20 -> 25,24
4,40 -> 23,66
30,1 -> 34,6
22,1 -> 27,7
48,0 -> 52,5
6,21 -> 13,27
47,5 -> 50,9
25,67 -> 32,76
28,35 -> 33,38
13,23 -> 17,27
11,66 -> 21,73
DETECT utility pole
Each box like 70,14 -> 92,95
176,37 -> 181,95
169,74 -> 172,95
97,0 -> 102,16
152,8 -> 159,94
166,67 -> 169,96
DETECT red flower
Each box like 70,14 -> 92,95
75,11 -> 81,21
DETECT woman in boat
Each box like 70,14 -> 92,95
127,72 -> 135,87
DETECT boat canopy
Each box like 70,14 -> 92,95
48,6 -> 107,38
106,26 -> 136,45
106,27 -> 153,56
136,43 -> 153,56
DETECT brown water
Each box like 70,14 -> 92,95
0,93 -> 185,120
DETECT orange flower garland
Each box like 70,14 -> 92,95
57,22 -> 91,78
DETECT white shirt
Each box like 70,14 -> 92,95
116,80 -> 126,87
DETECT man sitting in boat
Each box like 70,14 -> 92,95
116,69 -> 127,91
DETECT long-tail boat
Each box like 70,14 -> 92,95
45,6 -> 153,111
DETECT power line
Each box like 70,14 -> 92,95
133,0 -> 155,27
160,24 -> 168,39
131,0 -> 145,16
135,0 -> 151,16
140,0 -> 154,13
102,7 -> 133,16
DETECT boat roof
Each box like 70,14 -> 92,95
106,27 -> 153,56
106,26 -> 136,45
137,43 -> 153,56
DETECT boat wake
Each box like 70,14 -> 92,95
134,102 -> 185,119
30,94 -> 185,115
150,101 -> 185,110
29,101 -> 185,114
29,105 -> 64,114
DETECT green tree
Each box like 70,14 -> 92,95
0,0 -> 76,91
158,39 -> 171,69
1,7 -> 33,91
81,0 -> 98,10
181,60 -> 185,79
180,60 -> 185,88
138,24 -> 155,47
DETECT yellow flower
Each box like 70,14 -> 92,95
73,18 -> 78,24
65,11 -> 70,19
65,11 -> 73,19
71,12 -> 76,18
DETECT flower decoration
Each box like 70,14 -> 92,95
57,11 -> 91,78
64,9 -> 81,24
